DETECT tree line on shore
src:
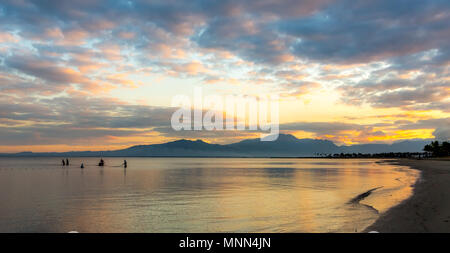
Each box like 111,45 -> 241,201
318,141 -> 449,158
423,141 -> 450,157
321,152 -> 430,158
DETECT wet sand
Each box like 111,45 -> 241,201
364,158 -> 450,233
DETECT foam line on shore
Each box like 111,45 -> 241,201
348,186 -> 383,204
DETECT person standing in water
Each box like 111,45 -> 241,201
62,159 -> 65,166
123,160 -> 127,168
66,158 -> 69,166
80,163 -> 84,169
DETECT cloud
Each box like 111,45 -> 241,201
433,127 -> 450,141
279,119 -> 446,144
170,61 -> 210,76
341,83 -> 448,109
1,0 -> 448,65
337,51 -> 450,112
5,54 -> 88,84
0,32 -> 19,43
0,0 -> 449,150
277,0 -> 450,63
153,127 -> 261,144
397,118 -> 450,130
0,93 -> 176,146
280,122 -> 363,135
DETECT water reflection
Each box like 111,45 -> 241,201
0,157 -> 418,232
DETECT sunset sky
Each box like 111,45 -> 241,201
0,0 -> 449,152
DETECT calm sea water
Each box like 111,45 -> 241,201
0,157 -> 419,233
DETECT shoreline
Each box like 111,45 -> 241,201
363,158 -> 450,232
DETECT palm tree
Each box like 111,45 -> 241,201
423,141 -> 450,157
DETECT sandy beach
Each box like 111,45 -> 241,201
364,158 -> 450,233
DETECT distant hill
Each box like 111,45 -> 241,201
0,134 -> 432,157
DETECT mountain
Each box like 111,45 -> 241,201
0,134 -> 431,157
228,134 -> 339,156
106,139 -> 239,157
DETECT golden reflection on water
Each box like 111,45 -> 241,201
0,158 -> 419,232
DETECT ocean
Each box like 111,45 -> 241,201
0,157 -> 419,232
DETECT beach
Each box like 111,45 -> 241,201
364,159 -> 450,232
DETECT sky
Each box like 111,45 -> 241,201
0,0 -> 449,152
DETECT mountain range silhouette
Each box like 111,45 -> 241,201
0,134 -> 431,157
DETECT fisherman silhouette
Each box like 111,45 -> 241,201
98,159 -> 105,166
81,163 -> 84,169
66,158 -> 69,166
123,160 -> 127,168
62,159 -> 65,166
